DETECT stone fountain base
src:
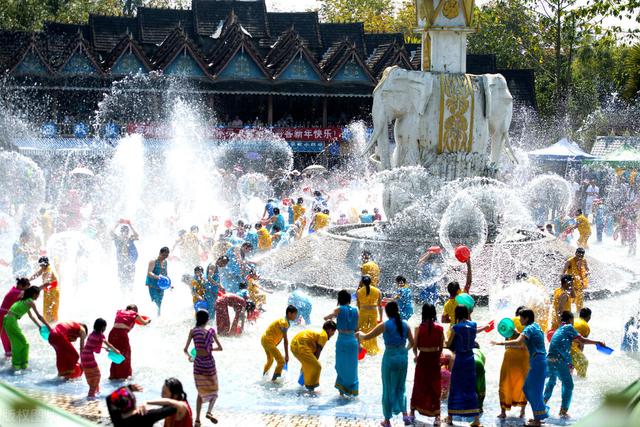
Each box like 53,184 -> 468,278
258,224 -> 634,304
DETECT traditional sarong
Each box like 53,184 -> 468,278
43,287 -> 59,323
335,332 -> 359,396
524,353 -> 549,420
0,287 -> 22,356
499,346 -> 529,410
411,322 -> 443,417
357,286 -> 381,355
448,351 -> 479,416
148,286 -> 164,310
3,315 -> 28,370
448,321 -> 479,417
193,328 -> 219,402
81,332 -> 104,397
382,346 -> 408,419
108,329 -> 131,380
48,326 -> 82,378
83,366 -> 101,397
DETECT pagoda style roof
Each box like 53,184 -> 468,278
266,12 -> 322,55
367,41 -> 412,79
319,23 -> 366,58
0,0 -> 535,104
265,28 -> 325,80
321,40 -> 375,83
90,15 -> 138,53
102,34 -> 152,73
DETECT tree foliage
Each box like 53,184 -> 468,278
318,0 -> 419,40
0,0 -> 191,30
623,44 -> 640,100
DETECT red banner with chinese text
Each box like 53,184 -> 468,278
126,124 -> 342,142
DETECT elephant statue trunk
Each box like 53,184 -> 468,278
363,94 -> 391,170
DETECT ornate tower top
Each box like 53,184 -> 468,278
416,0 -> 475,73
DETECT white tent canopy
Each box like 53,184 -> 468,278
528,138 -> 597,160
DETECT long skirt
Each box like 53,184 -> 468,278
3,316 -> 28,370
523,354 -> 549,421
382,346 -> 408,420
291,341 -> 321,388
43,288 -> 59,323
448,351 -> 479,417
411,351 -> 441,417
48,329 -> 82,378
499,347 -> 529,410
148,286 -> 164,311
108,328 -> 132,380
0,313 -> 11,356
335,332 -> 359,396
358,308 -> 380,355
83,365 -> 101,397
194,354 -> 219,402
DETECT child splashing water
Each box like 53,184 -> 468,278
81,318 -> 120,399
184,310 -> 222,426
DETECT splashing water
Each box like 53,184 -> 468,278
525,174 -> 574,225
438,193 -> 488,259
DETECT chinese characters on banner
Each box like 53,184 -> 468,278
126,124 -> 343,142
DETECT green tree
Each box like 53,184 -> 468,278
0,0 -> 123,30
319,0 -> 396,33
623,44 -> 640,100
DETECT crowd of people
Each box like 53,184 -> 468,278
0,181 -> 629,427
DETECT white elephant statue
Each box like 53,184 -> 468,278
364,66 -> 515,174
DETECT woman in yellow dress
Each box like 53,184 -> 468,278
356,275 -> 382,355
498,307 -> 529,419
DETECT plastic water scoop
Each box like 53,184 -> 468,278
455,293 -> 475,312
39,325 -> 50,341
596,344 -> 614,355
108,351 -> 125,365
135,315 -> 150,326
497,318 -> 515,339
157,275 -> 171,290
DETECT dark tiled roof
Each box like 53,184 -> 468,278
319,23 -> 366,58
89,15 -> 138,54
43,22 -> 92,67
366,42 -> 413,79
193,0 -> 269,39
137,7 -> 195,45
56,32 -> 104,74
265,28 -> 323,79
364,33 -> 404,56
320,40 -> 374,83
208,14 -> 269,78
0,31 -> 31,71
102,34 -> 151,71
151,26 -> 207,73
267,12 -> 321,56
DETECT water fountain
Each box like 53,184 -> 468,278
0,1 -> 638,425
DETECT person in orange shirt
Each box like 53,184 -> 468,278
550,275 -> 573,331
563,248 -> 589,311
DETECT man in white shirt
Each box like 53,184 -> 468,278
584,180 -> 599,219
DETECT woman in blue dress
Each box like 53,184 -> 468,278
324,290 -> 359,397
357,301 -> 414,427
445,305 -> 486,426
493,308 -> 549,427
